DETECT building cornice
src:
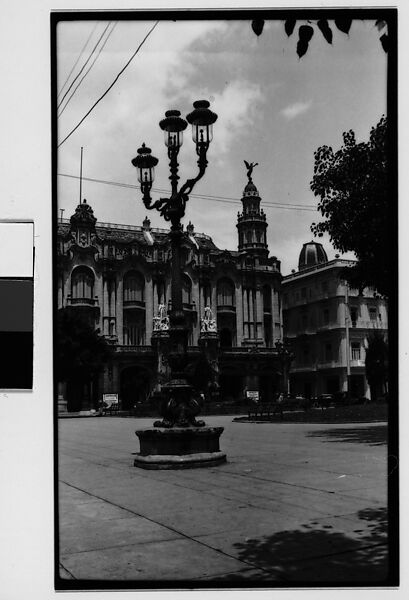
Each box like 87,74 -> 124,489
282,259 -> 357,282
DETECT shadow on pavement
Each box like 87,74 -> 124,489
211,506 -> 388,585
306,425 -> 387,446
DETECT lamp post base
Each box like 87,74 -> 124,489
134,426 -> 226,470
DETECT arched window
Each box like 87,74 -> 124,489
182,274 -> 192,305
123,271 -> 145,303
245,230 -> 252,244
71,267 -> 94,300
217,278 -> 235,307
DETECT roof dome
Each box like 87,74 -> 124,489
243,181 -> 259,197
298,241 -> 328,270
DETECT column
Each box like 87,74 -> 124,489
117,276 -> 123,345
103,278 -> 109,335
57,276 -> 63,309
152,280 -> 158,316
109,278 -> 116,335
166,279 -> 171,311
63,273 -> 70,306
272,287 -> 281,343
96,271 -> 104,332
256,286 -> 263,341
249,289 -> 254,339
243,287 -> 248,340
198,281 -> 204,319
192,279 -> 200,346
235,282 -> 243,346
211,281 -> 217,313
146,276 -> 154,343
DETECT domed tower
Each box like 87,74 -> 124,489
237,161 -> 268,257
298,241 -> 328,270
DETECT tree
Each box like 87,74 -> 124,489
310,116 -> 390,297
56,308 -> 113,384
251,18 -> 388,57
365,332 -> 388,401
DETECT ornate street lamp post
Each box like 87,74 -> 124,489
275,339 -> 295,397
131,101 -> 226,469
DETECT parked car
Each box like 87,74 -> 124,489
316,394 -> 334,409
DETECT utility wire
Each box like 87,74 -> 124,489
58,21 -> 159,149
58,172 -> 318,212
57,22 -> 112,109
58,22 -> 99,99
58,22 -> 118,118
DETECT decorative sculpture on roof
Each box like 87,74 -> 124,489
244,160 -> 259,183
153,303 -> 170,332
200,306 -> 217,333
70,198 -> 97,227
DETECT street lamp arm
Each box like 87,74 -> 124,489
151,197 -> 169,212
179,145 -> 208,197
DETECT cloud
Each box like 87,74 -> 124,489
209,81 -> 263,157
281,101 -> 312,120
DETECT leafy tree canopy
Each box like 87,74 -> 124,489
251,19 -> 388,57
56,308 -> 113,382
310,116 -> 389,297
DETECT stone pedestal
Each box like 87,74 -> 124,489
134,427 -> 226,470
151,330 -> 170,393
58,394 -> 68,414
198,331 -> 220,401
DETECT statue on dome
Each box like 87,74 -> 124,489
244,160 -> 259,183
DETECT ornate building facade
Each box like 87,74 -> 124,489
282,241 -> 388,400
57,176 -> 284,411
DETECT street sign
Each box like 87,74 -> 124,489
246,390 -> 259,402
103,393 -> 118,407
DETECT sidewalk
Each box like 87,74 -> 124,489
58,416 -> 388,585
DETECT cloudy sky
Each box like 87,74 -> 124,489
57,16 -> 387,274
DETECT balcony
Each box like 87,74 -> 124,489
350,320 -> 386,330
183,302 -> 197,314
217,304 -> 236,315
116,345 -> 154,354
317,360 -> 341,370
317,323 -> 332,331
290,365 -> 317,373
350,358 -> 365,368
66,295 -> 99,308
123,300 -> 145,310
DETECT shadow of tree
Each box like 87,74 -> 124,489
211,506 -> 388,585
307,425 -> 387,446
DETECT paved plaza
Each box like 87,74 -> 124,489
58,416 -> 388,585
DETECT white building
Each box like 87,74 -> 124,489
282,241 -> 388,399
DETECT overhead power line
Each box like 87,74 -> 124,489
57,172 -> 318,212
58,22 -> 118,118
57,22 -> 112,110
58,22 -> 99,99
58,20 -> 159,149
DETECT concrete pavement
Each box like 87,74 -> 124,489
58,416 -> 388,585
